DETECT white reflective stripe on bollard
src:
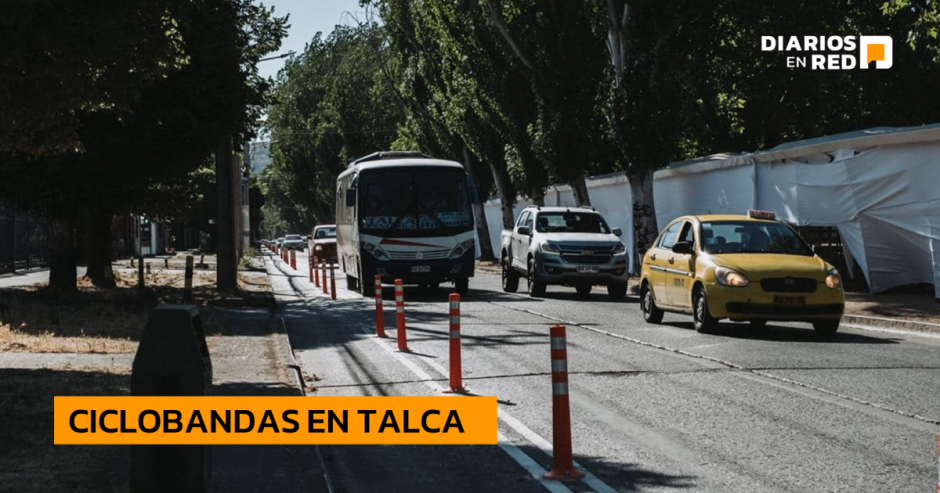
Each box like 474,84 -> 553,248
550,337 -> 566,350
552,382 -> 569,395
551,360 -> 568,373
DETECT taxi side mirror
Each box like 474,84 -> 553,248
672,241 -> 694,255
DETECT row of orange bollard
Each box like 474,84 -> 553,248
369,277 -> 582,480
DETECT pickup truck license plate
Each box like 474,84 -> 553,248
774,295 -> 805,305
411,265 -> 431,273
577,266 -> 599,273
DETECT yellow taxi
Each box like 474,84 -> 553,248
639,211 -> 844,335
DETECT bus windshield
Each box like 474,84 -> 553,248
701,221 -> 813,255
360,169 -> 473,237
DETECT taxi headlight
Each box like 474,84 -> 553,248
825,269 -> 842,289
613,243 -> 626,255
715,266 -> 749,287
540,242 -> 560,255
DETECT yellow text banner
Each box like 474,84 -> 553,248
55,396 -> 496,445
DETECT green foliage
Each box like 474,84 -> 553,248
262,23 -> 405,233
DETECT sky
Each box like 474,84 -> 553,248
258,0 -> 369,81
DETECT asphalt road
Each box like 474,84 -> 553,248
267,250 -> 940,493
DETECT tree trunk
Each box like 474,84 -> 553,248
85,210 -> 114,286
486,156 -> 516,230
531,188 -> 545,207
463,146 -> 495,262
216,137 -> 238,293
570,176 -> 592,206
628,167 -> 659,274
47,217 -> 77,294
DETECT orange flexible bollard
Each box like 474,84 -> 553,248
444,293 -> 467,393
329,262 -> 336,300
374,275 -> 386,338
394,279 -> 410,352
544,324 -> 584,480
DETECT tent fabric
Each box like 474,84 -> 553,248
654,125 -> 940,296
481,171 -> 635,271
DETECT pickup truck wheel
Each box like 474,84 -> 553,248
501,260 -> 519,292
527,259 -> 546,297
607,282 -> 628,300
455,278 -> 469,295
641,284 -> 664,324
575,285 -> 592,297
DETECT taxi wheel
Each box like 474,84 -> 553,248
641,284 -> 664,324
502,260 -> 519,292
813,320 -> 840,337
693,288 -> 718,333
527,259 -> 546,297
576,285 -> 592,297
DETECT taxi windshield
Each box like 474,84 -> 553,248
701,221 -> 813,256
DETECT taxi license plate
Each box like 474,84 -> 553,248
774,295 -> 805,305
577,266 -> 599,273
411,265 -> 431,273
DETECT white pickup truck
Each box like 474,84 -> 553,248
499,206 -> 629,298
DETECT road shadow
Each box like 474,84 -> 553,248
662,320 -> 899,344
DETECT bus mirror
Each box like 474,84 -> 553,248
345,187 -> 356,207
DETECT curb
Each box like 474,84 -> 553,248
842,314 -> 940,336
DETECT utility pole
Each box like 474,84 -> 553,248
216,137 -> 238,292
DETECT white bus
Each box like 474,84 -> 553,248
336,152 -> 477,296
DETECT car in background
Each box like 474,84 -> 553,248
275,237 -> 285,249
639,210 -> 845,335
500,206 -> 628,298
309,225 -> 337,262
282,234 -> 306,251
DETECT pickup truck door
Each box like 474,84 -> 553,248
664,222 -> 696,310
649,221 -> 683,307
513,211 -> 532,269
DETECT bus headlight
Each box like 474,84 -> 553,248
825,269 -> 842,289
450,246 -> 465,258
715,266 -> 749,287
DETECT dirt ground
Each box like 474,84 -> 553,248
0,264 -> 270,354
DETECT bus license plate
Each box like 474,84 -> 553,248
577,266 -> 599,273
411,265 -> 431,273
774,295 -> 805,305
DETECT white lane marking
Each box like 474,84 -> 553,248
843,323 -> 940,341
405,339 -> 619,493
358,326 -> 575,493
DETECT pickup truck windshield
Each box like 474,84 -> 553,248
701,221 -> 813,255
535,212 -> 610,234
360,169 -> 473,237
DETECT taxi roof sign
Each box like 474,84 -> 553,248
748,210 -> 776,220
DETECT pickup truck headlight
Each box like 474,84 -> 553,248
613,243 -> 626,255
825,268 -> 842,289
315,244 -> 323,252
540,243 -> 561,255
715,266 -> 749,287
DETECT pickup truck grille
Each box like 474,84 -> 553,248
387,249 -> 450,260
557,245 -> 615,265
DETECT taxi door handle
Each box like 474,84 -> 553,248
668,257 -> 675,264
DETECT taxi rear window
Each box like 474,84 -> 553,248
701,221 -> 812,256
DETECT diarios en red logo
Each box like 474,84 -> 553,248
761,35 -> 893,70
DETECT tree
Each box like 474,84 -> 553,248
0,0 -> 287,292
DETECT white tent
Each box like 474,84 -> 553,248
480,171 -> 635,271
653,124 -> 940,296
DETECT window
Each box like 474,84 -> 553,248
534,212 -> 611,234
659,222 -> 684,249
315,227 -> 336,239
679,222 -> 695,247
517,211 -> 531,229
701,221 -> 813,255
